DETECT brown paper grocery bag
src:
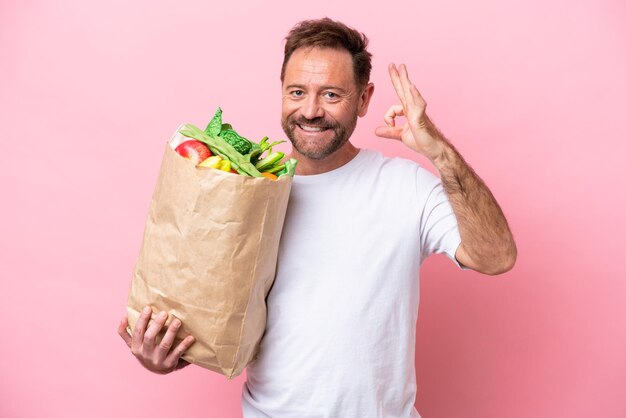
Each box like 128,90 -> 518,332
126,132 -> 292,379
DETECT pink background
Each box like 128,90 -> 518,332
1,0 -> 624,417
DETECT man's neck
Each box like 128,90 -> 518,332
289,142 -> 360,175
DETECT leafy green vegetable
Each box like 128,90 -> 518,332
247,137 -> 286,165
188,107 -> 298,178
205,107 -> 222,137
259,137 -> 285,153
219,129 -> 253,155
278,159 -> 298,177
264,164 -> 285,174
255,151 -> 285,172
180,124 -> 263,177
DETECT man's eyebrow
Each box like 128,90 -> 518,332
285,84 -> 348,93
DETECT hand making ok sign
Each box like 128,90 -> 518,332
375,63 -> 447,162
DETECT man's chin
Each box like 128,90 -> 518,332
292,139 -> 349,160
299,151 -> 332,161
292,145 -> 331,160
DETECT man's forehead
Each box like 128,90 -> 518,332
283,46 -> 356,87
288,46 -> 351,65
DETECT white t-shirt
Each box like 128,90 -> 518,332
242,148 -> 463,418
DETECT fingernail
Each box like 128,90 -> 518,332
142,306 -> 151,314
158,311 -> 168,320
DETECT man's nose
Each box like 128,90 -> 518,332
301,96 -> 324,120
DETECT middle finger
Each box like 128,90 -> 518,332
389,63 -> 407,105
398,64 -> 416,107
142,310 -> 168,350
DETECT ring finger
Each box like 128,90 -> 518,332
156,317 -> 182,362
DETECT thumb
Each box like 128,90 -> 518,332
375,126 -> 403,140
118,317 -> 132,348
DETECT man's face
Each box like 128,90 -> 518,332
281,47 -> 370,160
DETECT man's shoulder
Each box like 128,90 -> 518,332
360,148 -> 441,187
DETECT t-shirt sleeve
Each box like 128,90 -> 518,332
416,166 -> 467,269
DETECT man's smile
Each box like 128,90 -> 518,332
297,124 -> 331,133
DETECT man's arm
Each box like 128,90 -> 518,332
375,63 -> 517,275
431,138 -> 516,274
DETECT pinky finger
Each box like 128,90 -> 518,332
165,335 -> 195,365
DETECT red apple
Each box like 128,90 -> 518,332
175,140 -> 212,165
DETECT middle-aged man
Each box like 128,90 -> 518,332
119,17 -> 517,418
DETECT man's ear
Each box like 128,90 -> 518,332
358,83 -> 375,117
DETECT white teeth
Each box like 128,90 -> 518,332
299,124 -> 326,132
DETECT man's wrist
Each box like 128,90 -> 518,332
428,139 -> 457,172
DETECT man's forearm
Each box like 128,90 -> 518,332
431,138 -> 517,275
373,62 -> 517,274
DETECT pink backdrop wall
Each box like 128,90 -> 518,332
1,0 -> 624,417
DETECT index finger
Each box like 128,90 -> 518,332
388,63 -> 407,105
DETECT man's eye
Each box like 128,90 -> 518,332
291,90 -> 304,97
324,92 -> 338,99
